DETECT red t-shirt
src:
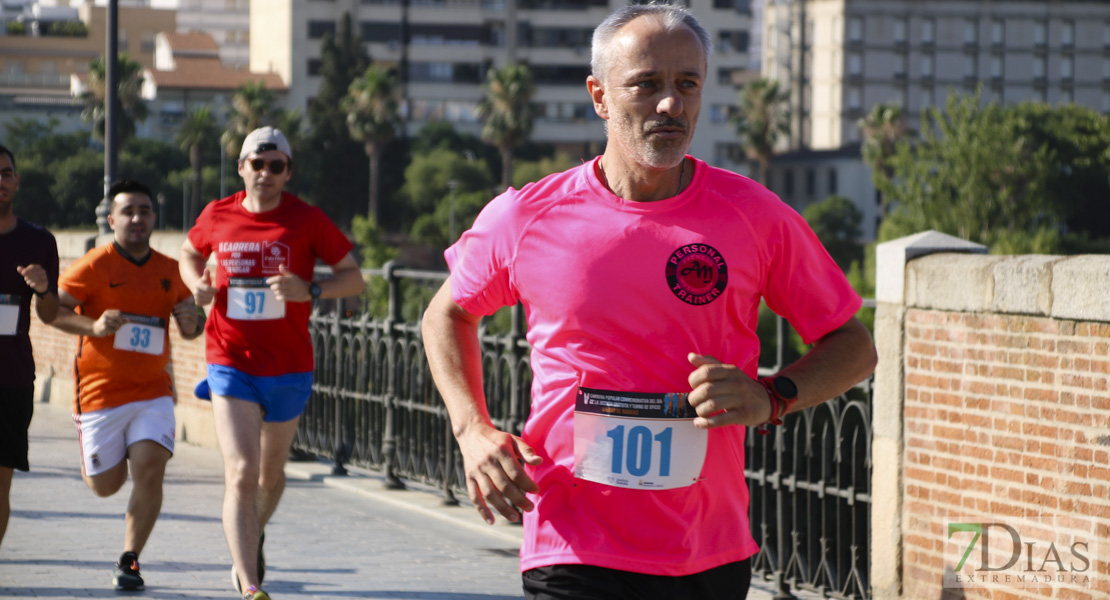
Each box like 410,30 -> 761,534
187,191 -> 354,376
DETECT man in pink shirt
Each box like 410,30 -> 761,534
422,5 -> 877,600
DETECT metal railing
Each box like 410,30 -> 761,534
296,263 -> 873,599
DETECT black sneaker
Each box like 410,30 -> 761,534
113,551 -> 144,591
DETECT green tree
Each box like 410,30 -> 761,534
858,103 -> 909,218
221,80 -> 278,158
81,52 -> 148,144
302,12 -> 370,228
802,195 -> 863,272
176,106 -> 221,226
512,153 -> 577,189
476,63 -> 535,191
403,147 -> 494,252
732,78 -> 790,185
343,65 -> 401,221
878,90 -> 1061,253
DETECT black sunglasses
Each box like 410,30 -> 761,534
248,158 -> 288,174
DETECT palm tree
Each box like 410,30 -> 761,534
476,63 -> 535,191
175,106 -> 220,226
81,52 -> 148,144
221,80 -> 277,159
858,103 -> 909,218
732,78 -> 790,186
342,66 -> 401,220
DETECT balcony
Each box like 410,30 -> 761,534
0,71 -> 70,89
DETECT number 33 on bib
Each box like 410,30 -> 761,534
573,387 -> 708,490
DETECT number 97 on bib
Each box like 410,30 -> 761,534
573,388 -> 707,490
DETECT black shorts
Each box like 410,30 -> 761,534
522,559 -> 751,600
0,386 -> 35,471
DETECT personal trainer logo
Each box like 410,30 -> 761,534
944,518 -> 1097,591
665,243 -> 728,306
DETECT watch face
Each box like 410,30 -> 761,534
310,283 -> 321,299
773,376 -> 798,399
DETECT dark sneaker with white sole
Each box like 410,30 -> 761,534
113,551 -> 144,591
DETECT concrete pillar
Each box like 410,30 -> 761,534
871,231 -> 986,599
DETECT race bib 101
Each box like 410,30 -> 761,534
0,294 -> 21,336
227,277 -> 285,320
573,387 -> 707,490
113,313 -> 166,355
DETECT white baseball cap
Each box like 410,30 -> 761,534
239,126 -> 292,161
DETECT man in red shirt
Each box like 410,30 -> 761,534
180,127 -> 365,600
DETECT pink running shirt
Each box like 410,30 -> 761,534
446,156 -> 862,576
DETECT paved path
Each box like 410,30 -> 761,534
1,400 -> 789,600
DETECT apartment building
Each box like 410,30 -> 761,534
0,1 -> 175,134
761,0 -> 1110,239
141,31 -> 285,140
250,0 -> 758,168
171,0 -> 250,69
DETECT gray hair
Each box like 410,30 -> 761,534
590,3 -> 713,83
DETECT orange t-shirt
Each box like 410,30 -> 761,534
60,243 -> 192,414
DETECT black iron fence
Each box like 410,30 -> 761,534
296,263 -> 874,599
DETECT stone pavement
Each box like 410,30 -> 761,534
1,400 -> 788,600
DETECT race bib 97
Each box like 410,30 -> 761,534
573,387 -> 707,490
227,277 -> 284,320
0,294 -> 21,336
113,313 -> 166,355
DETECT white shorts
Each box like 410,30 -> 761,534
73,396 -> 176,477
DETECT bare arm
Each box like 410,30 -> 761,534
266,253 -> 366,303
49,289 -> 124,338
687,316 -> 877,429
179,239 -> 216,307
421,278 -> 541,524
172,295 -> 204,340
17,264 -> 58,325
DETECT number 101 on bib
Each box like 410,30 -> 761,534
573,387 -> 707,490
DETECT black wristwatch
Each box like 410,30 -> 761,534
768,376 -> 798,402
308,282 -> 322,300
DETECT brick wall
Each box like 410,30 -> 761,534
902,311 -> 1110,599
874,233 -> 1110,600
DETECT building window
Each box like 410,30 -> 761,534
1103,92 -> 1110,113
922,54 -> 933,78
1062,21 -> 1075,47
783,169 -> 795,197
1104,58 -> 1110,80
991,55 -> 1002,78
848,53 -> 862,75
894,19 -> 906,44
718,30 -> 750,54
308,20 -> 336,39
805,169 -> 815,197
964,55 -> 976,78
710,104 -> 733,124
848,87 -> 862,110
920,88 -> 932,109
828,168 -> 838,195
141,31 -> 155,53
991,20 -> 1004,46
1034,22 -> 1046,46
964,19 -> 977,44
1062,56 -> 1073,79
923,18 -> 935,44
1033,57 -> 1046,78
848,17 -> 862,42
307,58 -> 323,76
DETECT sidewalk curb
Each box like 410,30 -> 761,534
282,460 -> 526,547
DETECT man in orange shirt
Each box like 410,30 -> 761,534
51,179 -> 203,591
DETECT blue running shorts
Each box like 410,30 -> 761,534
200,364 -> 313,423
